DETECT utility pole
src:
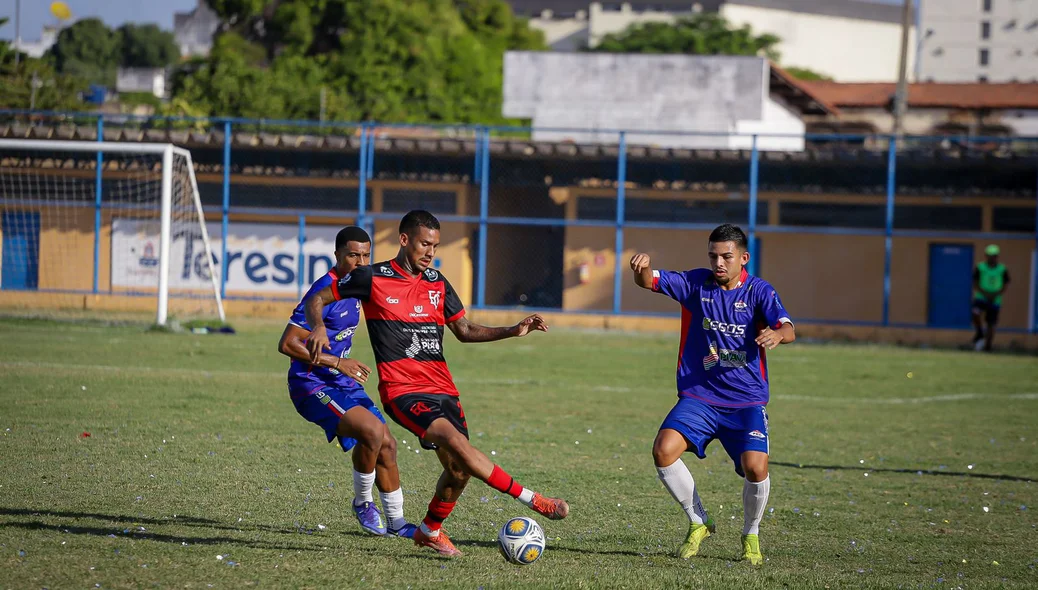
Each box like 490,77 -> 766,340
891,0 -> 914,139
14,0 -> 21,68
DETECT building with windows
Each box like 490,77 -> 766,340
918,0 -> 1038,82
510,0 -> 915,82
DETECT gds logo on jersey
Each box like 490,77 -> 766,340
702,317 -> 746,336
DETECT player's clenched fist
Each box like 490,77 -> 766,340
630,253 -> 652,272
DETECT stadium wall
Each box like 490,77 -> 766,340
2,175 -> 1035,332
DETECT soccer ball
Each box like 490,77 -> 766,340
497,517 -> 545,565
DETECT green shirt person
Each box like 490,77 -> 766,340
971,244 -> 1010,352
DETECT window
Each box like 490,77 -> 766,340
982,0 -> 992,13
981,21 -> 991,39
979,48 -> 990,66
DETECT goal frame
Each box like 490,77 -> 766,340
0,139 -> 226,326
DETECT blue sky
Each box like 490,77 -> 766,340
1,0 -> 905,42
0,0 -> 199,40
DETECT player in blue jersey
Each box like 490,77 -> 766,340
278,226 -> 415,538
631,223 -> 795,566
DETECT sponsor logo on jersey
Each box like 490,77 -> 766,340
334,327 -> 356,342
380,265 -> 394,276
719,348 -> 747,368
386,296 -> 399,304
424,269 -> 439,280
748,430 -> 766,439
734,301 -> 748,312
701,298 -> 713,303
702,317 -> 747,336
414,305 -> 424,314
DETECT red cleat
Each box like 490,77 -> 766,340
531,493 -> 569,520
413,528 -> 463,557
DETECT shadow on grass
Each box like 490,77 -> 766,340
457,538 -> 649,558
772,461 -> 1034,483
0,520 -> 321,552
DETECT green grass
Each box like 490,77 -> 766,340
1,317 -> 1036,589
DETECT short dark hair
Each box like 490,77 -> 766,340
399,210 -> 440,237
708,223 -> 748,250
335,226 -> 371,251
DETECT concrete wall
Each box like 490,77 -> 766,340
721,3 -> 914,82
504,52 -> 771,149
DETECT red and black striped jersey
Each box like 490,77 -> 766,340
330,259 -> 466,402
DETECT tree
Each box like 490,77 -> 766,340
118,24 -> 180,68
48,18 -> 122,85
783,66 -> 833,81
590,13 -> 781,61
175,0 -> 547,123
0,58 -> 89,110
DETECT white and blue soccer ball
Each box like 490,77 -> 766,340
498,517 -> 546,565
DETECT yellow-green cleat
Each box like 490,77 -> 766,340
741,534 -> 764,565
677,522 -> 713,559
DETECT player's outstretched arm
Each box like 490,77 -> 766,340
447,314 -> 548,343
278,324 -> 371,383
630,253 -> 654,289
304,286 -> 337,362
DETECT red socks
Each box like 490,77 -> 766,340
487,465 -> 524,498
422,497 -> 456,532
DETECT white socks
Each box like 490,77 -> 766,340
380,488 -> 406,531
657,459 -> 707,525
742,476 -> 771,535
352,469 -> 375,505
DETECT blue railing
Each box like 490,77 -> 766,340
2,109 -> 1037,333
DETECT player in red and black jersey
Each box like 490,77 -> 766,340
305,210 -> 569,557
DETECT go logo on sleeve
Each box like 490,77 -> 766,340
702,317 -> 746,336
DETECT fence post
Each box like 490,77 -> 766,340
92,115 -> 103,294
612,131 -> 627,315
1032,166 -> 1038,333
221,121 -> 231,300
358,124 -> 369,233
883,136 -> 897,327
476,128 -> 490,309
747,134 -> 759,276
298,214 -> 306,299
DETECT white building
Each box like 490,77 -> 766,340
116,68 -> 167,99
174,0 -> 220,58
513,1 -> 915,82
503,52 -> 838,151
918,0 -> 1038,83
12,26 -> 59,58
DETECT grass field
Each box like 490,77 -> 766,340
1,316 -> 1036,589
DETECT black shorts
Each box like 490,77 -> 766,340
971,298 -> 1001,324
384,393 -> 469,450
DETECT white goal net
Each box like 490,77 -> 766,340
0,139 -> 224,325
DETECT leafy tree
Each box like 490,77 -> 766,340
118,23 -> 180,68
590,13 -> 781,62
174,0 -> 547,123
783,66 -> 833,81
48,18 -> 122,85
0,58 -> 89,110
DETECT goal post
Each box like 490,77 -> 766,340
0,138 -> 225,326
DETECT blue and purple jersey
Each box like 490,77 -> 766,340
287,269 -> 363,399
651,267 -> 793,407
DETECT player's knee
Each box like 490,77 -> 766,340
652,435 -> 682,467
743,460 -> 769,482
353,421 -> 384,451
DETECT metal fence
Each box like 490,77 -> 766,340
2,110 -> 1037,333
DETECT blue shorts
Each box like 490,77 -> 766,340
293,387 -> 385,452
660,396 -> 769,477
